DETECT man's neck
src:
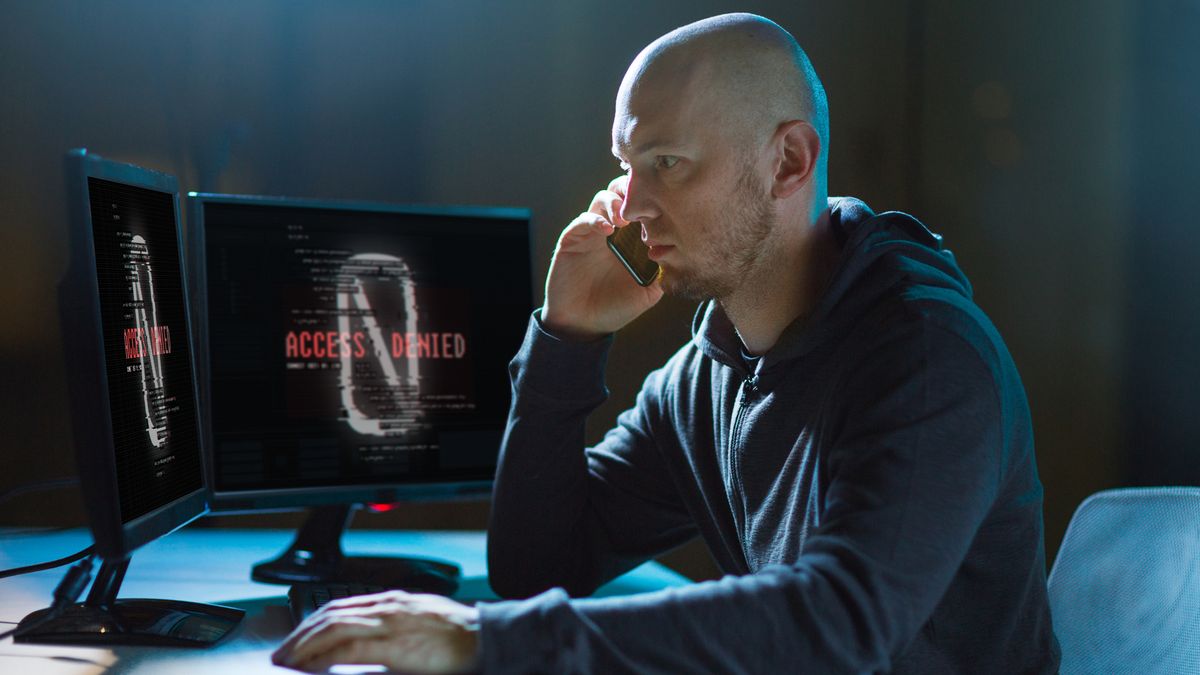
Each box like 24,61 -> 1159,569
721,207 -> 837,356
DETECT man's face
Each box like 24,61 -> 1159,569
612,78 -> 776,301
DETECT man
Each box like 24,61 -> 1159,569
273,13 -> 1060,673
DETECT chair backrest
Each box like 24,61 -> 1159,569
1048,487 -> 1200,674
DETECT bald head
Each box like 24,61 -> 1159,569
615,13 -> 829,182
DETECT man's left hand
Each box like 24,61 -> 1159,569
272,590 -> 481,674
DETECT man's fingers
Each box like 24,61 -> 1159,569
607,174 -> 629,197
272,610 -> 334,664
560,175 -> 636,252
274,611 -> 326,661
275,615 -> 386,668
293,637 -> 392,674
558,212 -> 614,251
589,189 -> 627,227
320,589 -> 410,612
274,599 -> 393,663
274,593 -> 480,675
291,616 -> 387,665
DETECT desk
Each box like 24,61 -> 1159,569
0,527 -> 689,674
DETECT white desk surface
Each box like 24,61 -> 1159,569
0,527 -> 689,674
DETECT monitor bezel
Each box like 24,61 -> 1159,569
186,192 -> 534,514
61,149 -> 208,560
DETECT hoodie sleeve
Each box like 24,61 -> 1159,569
480,313 -> 1006,673
487,311 -> 698,600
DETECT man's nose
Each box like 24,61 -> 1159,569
619,172 -> 660,224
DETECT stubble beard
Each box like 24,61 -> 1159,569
661,165 -> 775,302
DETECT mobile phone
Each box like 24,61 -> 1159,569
607,222 -> 661,286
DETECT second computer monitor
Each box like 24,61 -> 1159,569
189,194 -> 534,512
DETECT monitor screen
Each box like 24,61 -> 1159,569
191,196 -> 533,507
58,150 -> 208,561
88,176 -> 203,524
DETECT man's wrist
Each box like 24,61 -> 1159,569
450,606 -> 483,674
517,310 -> 613,402
464,605 -> 484,673
537,308 -> 607,343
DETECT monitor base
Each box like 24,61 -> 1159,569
14,599 -> 244,647
251,504 -> 460,595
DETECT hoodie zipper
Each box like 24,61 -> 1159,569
726,371 -> 759,556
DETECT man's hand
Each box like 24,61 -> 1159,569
541,175 -> 664,340
272,590 -> 480,674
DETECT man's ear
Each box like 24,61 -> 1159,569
771,120 -> 820,199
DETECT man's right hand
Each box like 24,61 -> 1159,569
541,175 -> 665,340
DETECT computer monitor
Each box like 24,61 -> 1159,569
16,149 -> 242,646
187,192 -> 533,590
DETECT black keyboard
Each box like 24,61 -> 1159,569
288,582 -> 386,625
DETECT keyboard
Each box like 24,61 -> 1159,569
288,582 -> 386,625
286,562 -> 460,625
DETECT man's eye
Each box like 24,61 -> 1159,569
656,155 -> 680,170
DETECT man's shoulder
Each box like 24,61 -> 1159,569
835,281 -> 1022,413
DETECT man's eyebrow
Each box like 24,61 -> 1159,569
612,140 -> 670,161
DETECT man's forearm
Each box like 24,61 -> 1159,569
487,312 -> 615,598
477,556 -> 901,675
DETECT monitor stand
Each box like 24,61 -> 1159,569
250,504 -> 460,595
14,558 -> 244,647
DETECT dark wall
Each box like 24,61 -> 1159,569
2,0 -> 1193,582
1126,0 -> 1200,486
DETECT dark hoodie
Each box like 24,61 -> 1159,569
482,197 -> 1060,673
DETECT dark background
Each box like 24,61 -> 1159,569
2,0 -> 1198,583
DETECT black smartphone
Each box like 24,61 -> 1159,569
607,222 -> 660,286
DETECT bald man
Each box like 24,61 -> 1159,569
273,13 -> 1060,674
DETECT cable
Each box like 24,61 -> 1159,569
0,477 -> 79,508
0,544 -> 94,580
0,477 -> 93,640
0,554 -> 95,641
1,525 -> 80,537
0,475 -> 87,569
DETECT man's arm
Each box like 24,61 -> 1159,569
487,172 -> 693,597
487,310 -> 697,599
479,318 -> 1007,673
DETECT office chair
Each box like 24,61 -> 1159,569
1048,487 -> 1200,674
